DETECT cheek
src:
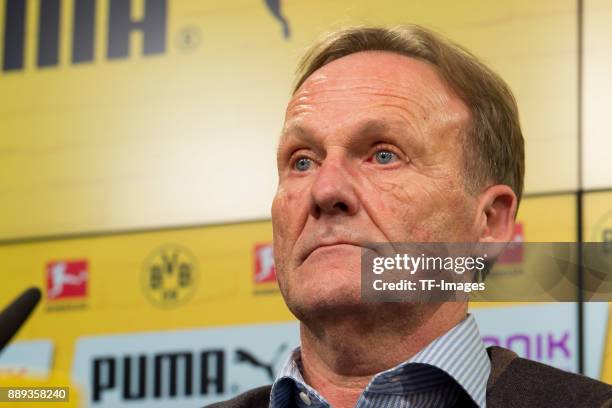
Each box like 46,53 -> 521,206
367,174 -> 431,216
272,184 -> 304,232
272,191 -> 290,261
363,172 -> 471,241
271,184 -> 308,270
443,192 -> 479,239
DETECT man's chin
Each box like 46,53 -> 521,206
284,284 -> 363,323
281,260 -> 365,322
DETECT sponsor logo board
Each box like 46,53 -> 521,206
473,304 -> 580,372
71,322 -> 300,407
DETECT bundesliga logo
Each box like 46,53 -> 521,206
46,260 -> 89,300
253,243 -> 276,284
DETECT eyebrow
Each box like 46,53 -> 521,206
280,118 -> 411,147
280,122 -> 312,145
356,119 -> 403,139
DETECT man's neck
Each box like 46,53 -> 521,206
298,303 -> 467,408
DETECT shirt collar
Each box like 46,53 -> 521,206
270,314 -> 490,408
404,314 -> 490,407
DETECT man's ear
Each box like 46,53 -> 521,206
476,184 -> 518,243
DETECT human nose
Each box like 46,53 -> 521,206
310,156 -> 360,217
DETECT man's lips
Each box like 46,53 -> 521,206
299,241 -> 361,264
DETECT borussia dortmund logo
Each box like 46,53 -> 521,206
142,245 -> 198,308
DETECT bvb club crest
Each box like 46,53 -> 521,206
142,245 -> 198,308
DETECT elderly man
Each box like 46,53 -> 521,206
211,25 -> 611,408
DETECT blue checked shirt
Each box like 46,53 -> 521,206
269,314 -> 490,408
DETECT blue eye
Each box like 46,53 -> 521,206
294,157 -> 312,171
375,150 -> 395,164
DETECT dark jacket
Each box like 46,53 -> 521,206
206,346 -> 612,407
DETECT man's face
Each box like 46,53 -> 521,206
272,51 -> 480,317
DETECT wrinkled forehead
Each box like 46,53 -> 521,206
285,51 -> 468,126
283,51 -> 470,141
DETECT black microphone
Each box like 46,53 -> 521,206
0,287 -> 42,355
